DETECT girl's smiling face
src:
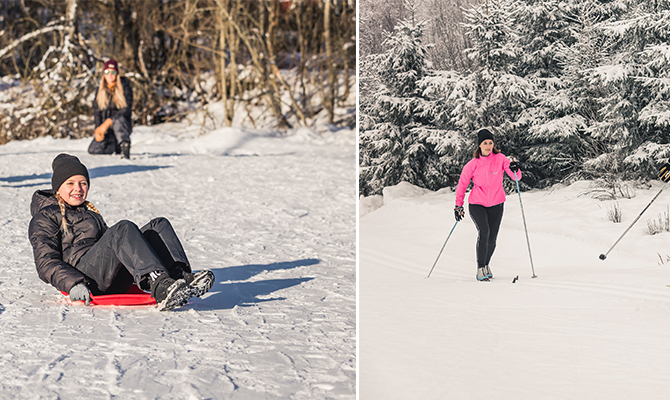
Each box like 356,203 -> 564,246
57,175 -> 89,206
480,139 -> 494,156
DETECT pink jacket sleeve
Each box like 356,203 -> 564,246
455,160 -> 474,207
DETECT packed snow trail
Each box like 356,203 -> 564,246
0,125 -> 355,399
360,181 -> 670,400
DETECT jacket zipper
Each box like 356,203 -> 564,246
486,155 -> 491,207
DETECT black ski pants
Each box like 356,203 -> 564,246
75,217 -> 190,295
469,203 -> 504,269
88,117 -> 131,155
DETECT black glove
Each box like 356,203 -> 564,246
509,160 -> 521,172
454,205 -> 464,222
659,162 -> 670,182
69,283 -> 91,306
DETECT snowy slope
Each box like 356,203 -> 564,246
0,122 -> 355,399
360,180 -> 670,400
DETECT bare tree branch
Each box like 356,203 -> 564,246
0,25 -> 65,60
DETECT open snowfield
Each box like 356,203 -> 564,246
360,180 -> 670,399
0,120 -> 356,399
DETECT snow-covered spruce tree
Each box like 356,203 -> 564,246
559,0 -> 639,182
360,0 -> 462,196
598,0 -> 670,179
415,70 -> 471,187
513,0 -> 638,186
512,0 -> 591,186
532,0 -> 670,185
451,0 -> 534,185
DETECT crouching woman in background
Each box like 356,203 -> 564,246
88,58 -> 133,159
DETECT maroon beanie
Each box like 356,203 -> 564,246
103,59 -> 118,72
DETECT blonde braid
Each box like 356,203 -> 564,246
55,194 -> 70,234
85,201 -> 108,229
85,201 -> 101,215
55,196 -> 107,234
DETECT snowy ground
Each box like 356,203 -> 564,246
360,180 -> 670,399
0,120 -> 356,399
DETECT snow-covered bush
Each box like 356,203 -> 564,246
647,206 -> 670,235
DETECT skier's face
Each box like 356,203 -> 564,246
57,175 -> 89,207
480,139 -> 494,156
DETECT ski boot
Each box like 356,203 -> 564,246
476,267 -> 490,282
483,265 -> 493,279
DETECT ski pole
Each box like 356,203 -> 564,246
426,220 -> 459,278
514,171 -> 537,278
599,185 -> 665,260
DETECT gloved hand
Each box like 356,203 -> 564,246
454,205 -> 465,222
509,159 -> 521,172
69,283 -> 91,306
659,161 -> 670,182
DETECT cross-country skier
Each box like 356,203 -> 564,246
454,128 -> 521,281
28,153 -> 215,310
88,58 -> 133,159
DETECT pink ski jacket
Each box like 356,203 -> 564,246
455,152 -> 521,208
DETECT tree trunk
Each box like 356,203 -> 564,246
341,2 -> 351,103
216,0 -> 229,126
323,0 -> 335,124
228,21 -> 238,125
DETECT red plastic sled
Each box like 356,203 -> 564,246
61,284 -> 156,306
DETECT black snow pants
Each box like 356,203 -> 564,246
75,217 -> 191,295
88,117 -> 131,155
469,203 -> 504,269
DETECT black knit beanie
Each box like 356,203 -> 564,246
51,154 -> 90,192
477,128 -> 495,145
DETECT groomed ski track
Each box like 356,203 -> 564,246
360,181 -> 670,399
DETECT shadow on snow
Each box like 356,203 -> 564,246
217,258 -> 320,282
187,258 -> 320,310
88,164 -> 171,179
1,165 -> 170,188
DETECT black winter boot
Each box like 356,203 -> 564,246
120,142 -> 130,159
183,270 -> 215,297
146,271 -> 192,311
169,263 -> 215,298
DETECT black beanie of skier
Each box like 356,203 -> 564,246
52,153 -> 90,192
477,128 -> 495,145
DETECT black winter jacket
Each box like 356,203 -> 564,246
28,190 -> 108,292
93,76 -> 133,129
